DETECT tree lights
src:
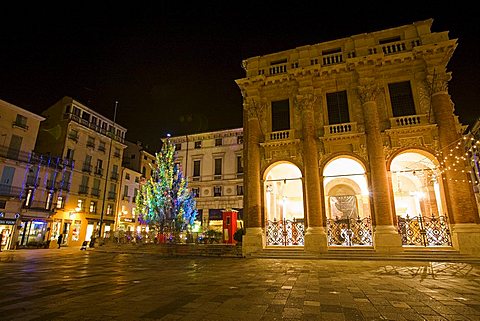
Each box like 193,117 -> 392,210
135,137 -> 197,234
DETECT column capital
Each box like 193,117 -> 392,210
357,79 -> 382,104
294,93 -> 317,113
244,98 -> 266,120
426,71 -> 451,95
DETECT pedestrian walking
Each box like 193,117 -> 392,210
57,234 -> 63,249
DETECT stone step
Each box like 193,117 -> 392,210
250,247 -> 480,263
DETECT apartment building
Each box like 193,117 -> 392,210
169,128 -> 244,231
122,140 -> 156,180
236,19 -> 480,256
35,96 -> 127,247
115,166 -> 141,232
0,99 -> 47,249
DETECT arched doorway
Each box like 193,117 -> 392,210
264,162 -> 304,246
390,151 -> 451,247
323,157 -> 373,246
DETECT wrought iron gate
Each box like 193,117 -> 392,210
326,216 -> 373,246
266,218 -> 305,246
397,214 -> 452,246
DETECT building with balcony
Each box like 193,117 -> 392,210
115,166 -> 141,233
169,128 -> 244,231
35,96 -> 127,247
122,140 -> 156,180
0,99 -> 46,249
236,19 -> 480,256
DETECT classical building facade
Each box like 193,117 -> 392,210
35,97 -> 127,247
236,19 -> 480,256
169,128 -> 244,230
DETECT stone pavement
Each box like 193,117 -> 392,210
1,248 -> 480,321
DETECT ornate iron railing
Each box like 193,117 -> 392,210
397,214 -> 452,247
266,218 -> 304,246
327,216 -> 373,246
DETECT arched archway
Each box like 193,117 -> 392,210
264,162 -> 304,246
323,157 -> 373,246
390,150 -> 451,247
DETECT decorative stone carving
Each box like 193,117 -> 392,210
417,81 -> 432,114
398,136 -> 424,148
426,71 -> 451,95
357,78 -> 382,104
295,93 -> 317,113
244,98 -> 267,120
356,144 -> 368,162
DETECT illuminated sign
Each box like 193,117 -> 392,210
0,218 -> 17,225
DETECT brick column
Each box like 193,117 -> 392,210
427,72 -> 480,255
358,79 -> 402,253
242,98 -> 265,256
296,93 -> 327,253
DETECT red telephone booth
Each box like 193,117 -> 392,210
222,210 -> 238,244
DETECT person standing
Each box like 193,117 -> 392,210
57,234 -> 63,249
0,232 -> 3,252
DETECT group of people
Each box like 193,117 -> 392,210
57,233 -> 96,249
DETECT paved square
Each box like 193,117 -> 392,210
1,248 -> 480,320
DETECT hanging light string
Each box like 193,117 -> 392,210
435,131 -> 480,184
390,131 -> 480,185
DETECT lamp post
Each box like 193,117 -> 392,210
98,101 -> 118,243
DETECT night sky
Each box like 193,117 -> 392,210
1,5 -> 478,152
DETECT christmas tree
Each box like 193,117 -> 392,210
135,138 -> 197,235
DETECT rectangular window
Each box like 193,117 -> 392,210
193,160 -> 201,178
326,90 -> 350,124
125,173 -> 130,180
237,135 -> 243,144
14,114 -> 28,128
214,158 -> 222,178
106,204 -> 113,215
98,141 -> 106,152
194,141 -> 202,149
134,188 -> 138,199
72,106 -> 81,116
175,143 -> 182,151
82,111 -> 90,122
77,199 -> 84,211
56,196 -> 64,209
123,185 -> 129,197
388,81 -> 416,117
213,186 -> 222,197
271,99 -> 290,132
89,201 -> 97,213
237,156 -> 243,175
215,138 -> 222,146
87,136 -> 95,148
192,188 -> 200,197
66,148 -> 74,160
46,192 -> 54,210
25,189 -> 33,207
96,159 -> 103,174
237,185 -> 244,196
